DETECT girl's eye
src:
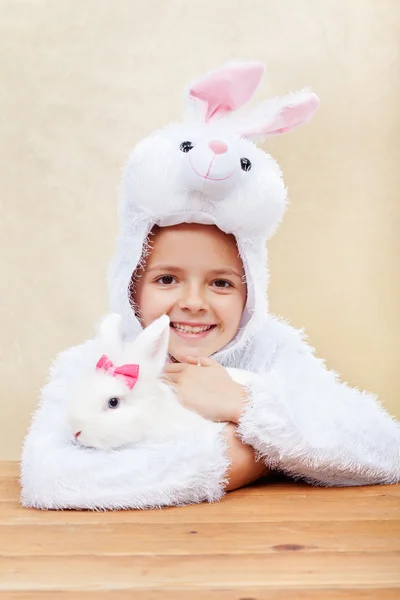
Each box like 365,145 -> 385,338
108,397 -> 120,409
156,275 -> 177,285
212,279 -> 232,289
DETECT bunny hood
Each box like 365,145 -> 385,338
108,62 -> 319,364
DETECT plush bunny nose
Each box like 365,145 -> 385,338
75,431 -> 81,439
208,139 -> 228,154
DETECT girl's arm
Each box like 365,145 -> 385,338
162,357 -> 271,492
224,423 -> 270,491
236,324 -> 400,486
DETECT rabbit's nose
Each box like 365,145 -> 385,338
75,431 -> 81,439
209,139 -> 228,154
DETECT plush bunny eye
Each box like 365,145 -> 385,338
240,157 -> 252,172
108,397 -> 120,409
180,141 -> 194,153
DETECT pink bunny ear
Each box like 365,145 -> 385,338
189,61 -> 265,122
235,91 -> 320,139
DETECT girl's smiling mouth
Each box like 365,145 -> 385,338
170,322 -> 217,338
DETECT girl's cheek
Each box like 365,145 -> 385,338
153,289 -> 177,312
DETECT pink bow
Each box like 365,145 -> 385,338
96,355 -> 139,390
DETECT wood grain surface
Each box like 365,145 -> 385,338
1,462 -> 399,599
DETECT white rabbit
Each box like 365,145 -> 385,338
68,313 -> 249,450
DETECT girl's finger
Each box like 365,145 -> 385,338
161,373 -> 180,385
184,356 -> 202,366
186,356 -> 217,368
163,363 -> 186,374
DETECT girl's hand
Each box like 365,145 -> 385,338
163,356 -> 246,423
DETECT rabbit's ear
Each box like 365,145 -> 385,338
97,313 -> 122,351
135,315 -> 170,372
188,61 -> 265,122
233,90 -> 319,139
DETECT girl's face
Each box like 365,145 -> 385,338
132,223 -> 247,362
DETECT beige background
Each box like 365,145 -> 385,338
1,0 -> 399,460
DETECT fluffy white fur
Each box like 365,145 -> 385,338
67,314 -> 206,450
21,61 -> 400,510
68,313 -> 248,450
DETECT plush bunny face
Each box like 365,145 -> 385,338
123,121 -> 286,240
121,62 -> 319,241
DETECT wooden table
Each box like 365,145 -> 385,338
1,461 -> 399,599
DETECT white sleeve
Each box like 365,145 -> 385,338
21,342 -> 229,510
236,337 -> 400,487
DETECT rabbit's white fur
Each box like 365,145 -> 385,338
68,314 -> 247,450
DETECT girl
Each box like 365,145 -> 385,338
132,222 -> 270,491
21,61 -> 400,509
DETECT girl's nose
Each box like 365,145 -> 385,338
178,285 -> 208,312
209,139 -> 228,154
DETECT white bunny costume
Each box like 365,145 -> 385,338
21,62 -> 400,510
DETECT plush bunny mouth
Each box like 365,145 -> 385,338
189,157 -> 237,181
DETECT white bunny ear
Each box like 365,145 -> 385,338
97,313 -> 122,350
188,61 -> 265,122
135,315 -> 170,373
93,313 -> 123,364
233,90 -> 320,139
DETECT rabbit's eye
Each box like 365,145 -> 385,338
240,158 -> 252,172
180,141 -> 194,153
108,397 -> 120,409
